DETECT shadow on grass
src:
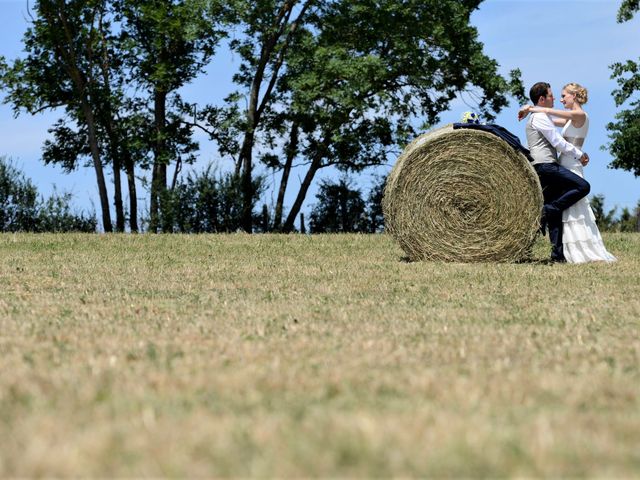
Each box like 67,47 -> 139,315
514,257 -> 560,265
398,255 -> 559,265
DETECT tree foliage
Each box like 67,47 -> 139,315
116,0 -> 224,232
590,194 -> 640,233
617,0 -> 640,22
606,1 -> 640,177
2,0 -> 526,233
616,205 -> 639,232
0,159 -> 39,232
309,178 -> 367,233
366,175 -> 386,233
0,0 -> 225,233
157,166 -> 264,233
0,157 -> 96,232
203,0 -> 525,232
309,176 -> 385,233
590,194 -> 618,232
0,0 -> 115,231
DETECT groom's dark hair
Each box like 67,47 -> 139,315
530,82 -> 551,105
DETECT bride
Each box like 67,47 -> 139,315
519,83 -> 616,263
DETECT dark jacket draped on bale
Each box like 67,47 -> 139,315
453,123 -> 534,162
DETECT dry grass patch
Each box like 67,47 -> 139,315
1,232 -> 639,476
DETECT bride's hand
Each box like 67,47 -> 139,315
517,105 -> 532,121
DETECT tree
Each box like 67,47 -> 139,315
617,0 -> 640,22
366,175 -> 386,233
8,1 -> 144,233
606,1 -> 640,176
1,0 -> 225,233
114,0 -> 224,232
0,158 -> 39,232
617,206 -> 635,232
158,165 -> 264,233
309,175 -> 386,233
219,0 -> 315,232
0,157 -> 96,232
589,194 -> 640,233
614,200 -> 640,232
309,177 -> 368,233
279,0 -> 524,232
590,194 -> 617,232
211,0 -> 524,233
0,0 -> 114,231
37,190 -> 98,232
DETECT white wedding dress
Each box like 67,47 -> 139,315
559,114 -> 616,263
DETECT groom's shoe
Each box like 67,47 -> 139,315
551,244 -> 566,263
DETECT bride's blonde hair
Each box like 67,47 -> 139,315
564,83 -> 588,105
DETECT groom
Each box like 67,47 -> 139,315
523,82 -> 590,262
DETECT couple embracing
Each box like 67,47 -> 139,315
518,82 -> 616,264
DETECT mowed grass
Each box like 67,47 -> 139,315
1,232 -> 639,477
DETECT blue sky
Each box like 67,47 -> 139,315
1,0 -> 639,221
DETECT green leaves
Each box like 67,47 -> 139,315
606,2 -> 640,177
617,0 -> 640,22
309,177 -> 369,233
0,157 -> 96,232
282,0 -> 522,159
215,0 -> 527,231
610,59 -> 640,107
605,101 -> 640,177
2,0 -> 527,232
117,0 -> 222,91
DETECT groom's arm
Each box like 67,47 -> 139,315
531,113 -> 584,160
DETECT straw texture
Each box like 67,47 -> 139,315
383,125 -> 543,262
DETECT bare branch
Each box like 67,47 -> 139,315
30,102 -> 67,114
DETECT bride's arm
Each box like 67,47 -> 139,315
550,116 -> 568,128
518,105 -> 585,127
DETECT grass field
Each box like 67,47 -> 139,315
1,232 -> 639,477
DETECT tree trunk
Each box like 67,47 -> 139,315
299,213 -> 306,234
124,155 -> 138,233
112,158 -> 124,232
102,111 -> 124,232
43,4 -> 111,231
101,114 -> 124,231
282,155 -> 321,233
274,122 -> 298,231
238,67 -> 260,232
237,2 -> 309,232
150,89 -> 167,233
97,10 -> 124,232
149,163 -> 159,233
240,131 -> 255,232
171,157 -> 182,191
80,99 -> 112,232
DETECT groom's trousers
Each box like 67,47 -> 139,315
534,163 -> 590,261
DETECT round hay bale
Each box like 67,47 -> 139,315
383,124 -> 543,262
